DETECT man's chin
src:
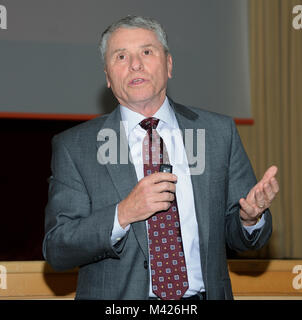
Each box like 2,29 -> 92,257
120,94 -> 155,106
118,96 -> 164,115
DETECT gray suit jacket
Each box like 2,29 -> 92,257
43,99 -> 272,300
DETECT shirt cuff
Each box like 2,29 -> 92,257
111,204 -> 130,245
242,213 -> 266,235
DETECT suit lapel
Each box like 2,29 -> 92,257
170,100 -> 210,269
96,107 -> 149,259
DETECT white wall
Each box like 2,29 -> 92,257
0,0 -> 251,118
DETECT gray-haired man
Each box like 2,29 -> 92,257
43,15 -> 278,300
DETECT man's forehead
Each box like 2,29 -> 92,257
107,27 -> 161,50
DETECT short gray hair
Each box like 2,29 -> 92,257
99,15 -> 170,63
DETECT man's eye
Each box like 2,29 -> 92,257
118,54 -> 125,60
143,50 -> 151,55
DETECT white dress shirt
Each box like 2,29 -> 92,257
110,97 -> 265,298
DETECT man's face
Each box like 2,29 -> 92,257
104,27 -> 173,112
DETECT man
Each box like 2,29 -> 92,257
43,15 -> 279,300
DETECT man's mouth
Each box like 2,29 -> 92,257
129,78 -> 147,86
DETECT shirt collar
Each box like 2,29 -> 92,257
119,96 -> 178,136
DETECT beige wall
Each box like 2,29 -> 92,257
236,0 -> 302,258
0,260 -> 302,299
1,260 -> 302,300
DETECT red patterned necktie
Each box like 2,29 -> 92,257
139,117 -> 189,300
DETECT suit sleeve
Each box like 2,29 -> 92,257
43,135 -> 121,271
224,119 -> 272,252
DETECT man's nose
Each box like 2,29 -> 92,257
129,54 -> 143,71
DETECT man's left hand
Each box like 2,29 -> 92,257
239,165 -> 279,226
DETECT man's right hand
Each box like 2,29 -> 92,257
117,172 -> 177,229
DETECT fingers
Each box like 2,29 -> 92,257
250,166 -> 279,208
147,173 -> 177,213
270,177 -> 279,194
239,166 -> 279,225
239,198 -> 256,216
255,189 -> 265,209
129,173 -> 177,218
142,171 -> 177,195
152,201 -> 173,213
152,191 -> 175,203
260,177 -> 279,206
154,181 -> 176,194
251,183 -> 273,210
139,172 -> 177,198
240,172 -> 280,225
262,165 -> 278,183
150,192 -> 175,212
148,172 -> 178,184
239,197 -> 262,225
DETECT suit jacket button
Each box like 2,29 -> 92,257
144,261 -> 148,269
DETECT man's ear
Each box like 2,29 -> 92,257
167,54 -> 173,79
104,68 -> 111,88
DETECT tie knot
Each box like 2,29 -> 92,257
139,117 -> 159,131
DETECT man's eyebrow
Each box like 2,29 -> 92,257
111,48 -> 126,55
140,44 -> 158,49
